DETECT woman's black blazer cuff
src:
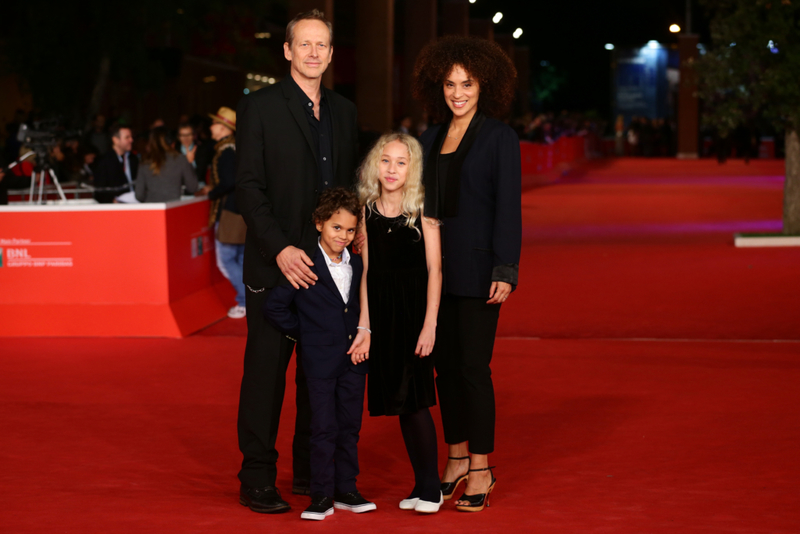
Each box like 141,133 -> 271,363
492,263 -> 519,288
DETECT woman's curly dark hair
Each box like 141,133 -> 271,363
313,187 -> 363,227
412,36 -> 517,123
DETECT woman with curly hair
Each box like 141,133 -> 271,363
412,35 -> 522,512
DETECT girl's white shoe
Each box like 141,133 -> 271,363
414,492 -> 443,514
399,497 -> 419,510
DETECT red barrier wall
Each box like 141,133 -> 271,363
0,198 -> 230,337
520,136 -> 585,188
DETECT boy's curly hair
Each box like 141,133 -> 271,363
412,35 -> 517,123
313,187 -> 363,226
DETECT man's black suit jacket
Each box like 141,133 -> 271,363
235,80 -> 359,290
264,248 -> 366,380
93,150 -> 139,204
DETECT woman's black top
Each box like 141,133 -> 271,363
437,152 -> 455,214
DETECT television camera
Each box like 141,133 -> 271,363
15,119 -> 82,203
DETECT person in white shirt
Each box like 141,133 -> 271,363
263,188 -> 373,521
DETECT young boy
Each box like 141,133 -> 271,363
264,188 -> 374,521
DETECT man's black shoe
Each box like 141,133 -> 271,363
292,478 -> 311,496
239,484 -> 291,514
334,490 -> 377,513
301,495 -> 334,521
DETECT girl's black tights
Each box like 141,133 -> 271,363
398,407 -> 440,502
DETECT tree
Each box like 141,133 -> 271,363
694,0 -> 800,234
531,63 -> 567,112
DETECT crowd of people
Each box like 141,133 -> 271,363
617,115 -> 677,157
514,111 -> 608,147
0,107 -> 248,321
0,111 -> 221,202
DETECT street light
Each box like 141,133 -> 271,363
669,24 -> 681,33
513,28 -> 523,39
605,43 -> 615,50
469,0 -> 477,3
492,12 -> 503,24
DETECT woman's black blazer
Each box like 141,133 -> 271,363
419,116 -> 522,298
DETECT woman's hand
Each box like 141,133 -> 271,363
487,281 -> 512,305
348,329 -> 370,364
415,323 -> 436,357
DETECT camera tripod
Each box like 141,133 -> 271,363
11,150 -> 68,204
29,164 -> 67,204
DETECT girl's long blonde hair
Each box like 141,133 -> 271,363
357,132 -> 425,236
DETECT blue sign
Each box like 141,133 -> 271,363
614,45 -> 671,125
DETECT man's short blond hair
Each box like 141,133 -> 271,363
286,9 -> 333,46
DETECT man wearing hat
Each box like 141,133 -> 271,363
196,106 -> 246,319
235,9 -> 361,514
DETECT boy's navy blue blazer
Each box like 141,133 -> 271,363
263,247 -> 367,380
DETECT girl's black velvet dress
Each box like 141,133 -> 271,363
366,207 -> 436,416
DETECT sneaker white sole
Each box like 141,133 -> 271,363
399,498 -> 419,510
334,502 -> 377,513
301,507 -> 334,520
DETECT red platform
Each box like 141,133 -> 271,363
0,198 -> 231,337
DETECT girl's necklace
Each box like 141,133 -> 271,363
377,198 -> 400,232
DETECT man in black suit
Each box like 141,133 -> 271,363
234,9 -> 360,514
93,124 -> 137,203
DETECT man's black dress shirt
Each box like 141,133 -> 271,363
287,76 -> 334,191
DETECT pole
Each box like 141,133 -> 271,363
685,0 -> 692,34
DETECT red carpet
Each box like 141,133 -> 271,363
2,158 -> 799,533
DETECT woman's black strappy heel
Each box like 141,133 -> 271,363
440,456 -> 470,501
455,466 -> 496,512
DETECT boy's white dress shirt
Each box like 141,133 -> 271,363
318,240 -> 352,304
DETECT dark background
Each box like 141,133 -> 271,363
0,0 -> 710,133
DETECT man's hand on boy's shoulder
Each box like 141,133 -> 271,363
276,245 -> 317,289
347,329 -> 370,364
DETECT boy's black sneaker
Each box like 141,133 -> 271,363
333,490 -> 377,513
301,495 -> 335,521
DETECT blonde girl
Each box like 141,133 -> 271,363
357,133 -> 444,513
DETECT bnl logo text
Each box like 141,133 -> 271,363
5,248 -> 32,259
